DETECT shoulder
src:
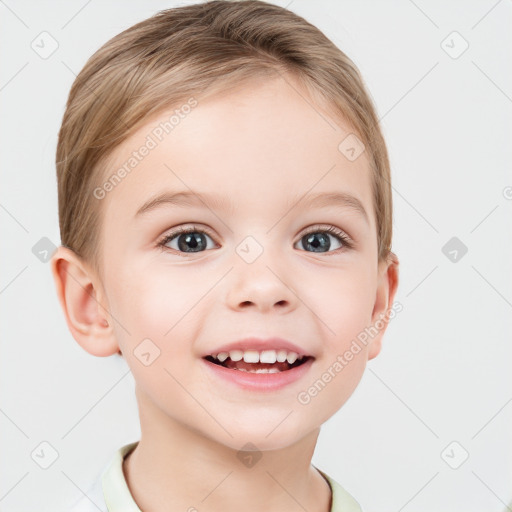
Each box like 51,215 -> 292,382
314,466 -> 363,512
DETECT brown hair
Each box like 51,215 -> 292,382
56,0 -> 394,278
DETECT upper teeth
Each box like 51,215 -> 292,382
211,349 -> 305,365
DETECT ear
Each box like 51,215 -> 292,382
50,245 -> 121,357
367,252 -> 400,361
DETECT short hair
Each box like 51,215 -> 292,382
56,0 -> 393,279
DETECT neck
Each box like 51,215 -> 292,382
123,387 -> 332,512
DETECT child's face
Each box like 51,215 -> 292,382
96,74 -> 394,450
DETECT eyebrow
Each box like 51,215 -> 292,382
288,191 -> 369,225
135,190 -> 369,224
135,191 -> 235,218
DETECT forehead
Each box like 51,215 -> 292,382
101,74 -> 374,226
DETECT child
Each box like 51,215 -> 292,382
51,1 -> 399,510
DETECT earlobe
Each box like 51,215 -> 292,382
367,252 -> 400,361
50,246 -> 120,357
367,338 -> 382,360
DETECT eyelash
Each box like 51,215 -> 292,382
157,224 -> 353,256
300,225 -> 353,253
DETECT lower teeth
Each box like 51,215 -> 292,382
235,368 -> 281,373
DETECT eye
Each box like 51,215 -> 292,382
295,225 -> 352,254
157,224 -> 353,256
158,225 -> 218,255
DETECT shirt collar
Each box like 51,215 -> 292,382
102,441 -> 141,511
102,442 -> 362,512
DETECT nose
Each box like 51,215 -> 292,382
225,248 -> 297,314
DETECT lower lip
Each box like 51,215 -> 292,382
201,357 -> 314,392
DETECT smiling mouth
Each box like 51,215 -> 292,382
203,355 -> 313,373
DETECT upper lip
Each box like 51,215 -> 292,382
202,337 -> 314,358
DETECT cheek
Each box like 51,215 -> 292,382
108,265 -> 211,376
309,262 -> 376,347
108,269 -> 200,398
299,264 -> 376,412
110,263 -> 199,335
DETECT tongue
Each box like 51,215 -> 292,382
224,359 -> 292,372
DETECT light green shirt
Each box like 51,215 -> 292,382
71,441 -> 362,511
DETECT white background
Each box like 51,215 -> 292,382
1,0 -> 511,511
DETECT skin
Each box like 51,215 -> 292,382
52,73 -> 399,512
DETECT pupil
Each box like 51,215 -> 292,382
178,232 -> 206,252
304,232 -> 330,252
